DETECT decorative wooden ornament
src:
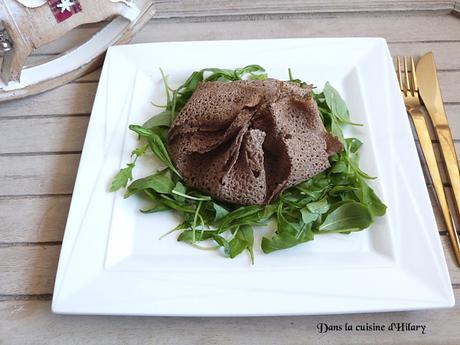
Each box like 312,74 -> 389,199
0,0 -> 155,102
47,0 -> 83,23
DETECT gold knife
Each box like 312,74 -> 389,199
416,52 -> 460,261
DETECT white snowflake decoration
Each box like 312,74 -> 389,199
57,0 -> 76,13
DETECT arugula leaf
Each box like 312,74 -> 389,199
212,234 -> 231,255
178,230 -> 215,243
323,82 -> 350,124
261,204 -> 314,253
306,197 -> 330,214
125,171 -> 174,198
212,203 -> 230,222
141,203 -> 170,213
262,219 -> 314,253
129,125 -> 181,178
172,181 -> 187,203
131,145 -> 148,158
143,110 -> 172,129
318,201 -> 373,232
218,205 -> 263,233
295,173 -> 330,200
287,67 -> 309,87
235,64 -> 265,76
110,163 -> 134,192
178,230 -> 232,257
228,225 -> 255,262
300,209 -> 319,224
248,73 -> 268,80
159,196 -> 195,213
354,180 -> 387,217
110,145 -> 148,192
129,124 -> 154,138
330,160 -> 348,174
129,125 -> 174,157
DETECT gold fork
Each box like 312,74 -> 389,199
396,56 -> 460,266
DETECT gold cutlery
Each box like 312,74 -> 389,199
396,56 -> 460,266
416,52 -> 460,221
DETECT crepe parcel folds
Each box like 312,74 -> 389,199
167,79 -> 343,205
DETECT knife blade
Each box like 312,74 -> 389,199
416,52 -> 460,227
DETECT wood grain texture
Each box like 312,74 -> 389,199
0,196 -> 70,243
0,83 -> 97,117
0,245 -> 60,295
0,236 -> 458,296
390,42 -> 460,70
0,289 -> 459,345
135,14 -> 460,43
151,0 -> 457,18
35,14 -> 460,55
0,154 -> 79,195
0,116 -> 89,154
438,71 -> 460,103
0,114 -> 86,151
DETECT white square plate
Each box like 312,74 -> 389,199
52,38 -> 454,316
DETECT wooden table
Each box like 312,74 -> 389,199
1,1 -> 460,344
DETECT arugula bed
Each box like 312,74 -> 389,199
111,65 -> 387,262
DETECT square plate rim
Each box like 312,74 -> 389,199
52,37 -> 455,316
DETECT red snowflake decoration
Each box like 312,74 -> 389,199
47,0 -> 82,23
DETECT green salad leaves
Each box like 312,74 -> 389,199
111,65 -> 386,262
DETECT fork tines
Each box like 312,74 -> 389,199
396,56 -> 419,97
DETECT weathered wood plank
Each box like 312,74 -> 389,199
135,14 -> 460,43
0,245 -> 60,295
77,69 -> 102,82
0,196 -> 70,243
0,83 -> 97,117
389,42 -> 460,70
438,71 -> 460,104
152,0 -> 456,18
447,105 -> 460,136
0,289 -> 459,345
34,14 -> 460,55
0,117 -> 89,154
0,236 -> 457,295
0,154 -> 79,196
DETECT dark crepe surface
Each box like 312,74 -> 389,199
167,79 -> 342,205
